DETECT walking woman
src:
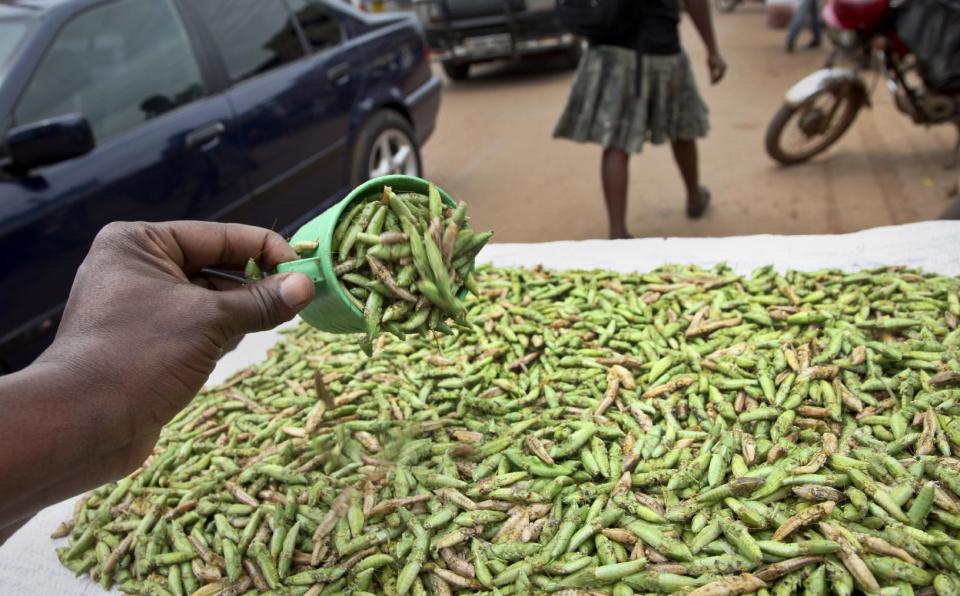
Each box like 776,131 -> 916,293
554,0 -> 726,239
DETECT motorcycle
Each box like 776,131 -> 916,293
765,0 -> 960,166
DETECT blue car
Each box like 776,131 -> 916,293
0,0 -> 441,372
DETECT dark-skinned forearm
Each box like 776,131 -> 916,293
685,0 -> 720,54
0,360 -> 140,535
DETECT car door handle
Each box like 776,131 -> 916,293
327,63 -> 351,85
185,121 -> 225,149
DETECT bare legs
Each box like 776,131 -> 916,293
601,146 -> 631,239
671,138 -> 710,217
601,140 -> 709,239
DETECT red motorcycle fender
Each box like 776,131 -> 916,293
784,67 -> 871,109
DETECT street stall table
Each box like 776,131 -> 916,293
2,220 -> 960,594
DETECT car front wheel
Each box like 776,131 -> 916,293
442,61 -> 470,81
351,110 -> 422,186
564,40 -> 584,69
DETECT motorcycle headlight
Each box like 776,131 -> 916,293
526,0 -> 556,10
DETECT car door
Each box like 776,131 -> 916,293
187,0 -> 364,235
0,0 -> 246,369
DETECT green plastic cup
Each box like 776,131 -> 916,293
276,175 -> 460,334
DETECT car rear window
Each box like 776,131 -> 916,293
193,0 -> 307,83
0,20 -> 31,87
287,0 -> 343,52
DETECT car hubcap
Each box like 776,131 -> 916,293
368,129 -> 419,179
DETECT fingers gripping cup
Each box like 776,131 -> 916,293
275,175 -> 471,334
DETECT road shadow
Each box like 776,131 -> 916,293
439,53 -> 576,90
761,144 -> 959,202
765,145 -> 956,175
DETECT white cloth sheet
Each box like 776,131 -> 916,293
2,221 -> 959,595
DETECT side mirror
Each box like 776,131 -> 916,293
4,114 -> 94,174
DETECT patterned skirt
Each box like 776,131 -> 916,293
554,45 -> 710,154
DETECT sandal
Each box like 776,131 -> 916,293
687,186 -> 711,219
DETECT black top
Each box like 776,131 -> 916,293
594,0 -> 682,56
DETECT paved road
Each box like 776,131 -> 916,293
421,8 -> 958,242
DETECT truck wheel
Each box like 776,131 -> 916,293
350,110 -> 422,186
443,62 -> 470,81
765,86 -> 863,166
564,41 -> 584,69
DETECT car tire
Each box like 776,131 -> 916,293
350,110 -> 423,187
564,40 -> 584,69
443,61 -> 470,81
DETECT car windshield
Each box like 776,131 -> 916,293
0,19 -> 32,88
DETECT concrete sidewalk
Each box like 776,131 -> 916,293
421,7 -> 958,242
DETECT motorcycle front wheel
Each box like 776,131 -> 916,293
765,86 -> 864,166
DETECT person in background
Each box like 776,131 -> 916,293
786,0 -> 822,52
554,0 -> 726,240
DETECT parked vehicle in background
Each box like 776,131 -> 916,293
765,0 -> 960,166
414,0 -> 580,80
0,0 -> 441,373
714,0 -> 765,14
345,0 -> 413,11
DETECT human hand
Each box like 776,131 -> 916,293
708,52 -> 727,84
37,221 -> 314,474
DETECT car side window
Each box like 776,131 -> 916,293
287,0 -> 344,52
193,0 -> 306,83
13,0 -> 204,143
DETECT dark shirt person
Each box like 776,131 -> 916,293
0,221 -> 316,544
555,0 -> 727,239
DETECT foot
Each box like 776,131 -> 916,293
786,39 -> 796,53
805,39 -> 822,50
687,186 -> 711,219
610,230 -> 634,240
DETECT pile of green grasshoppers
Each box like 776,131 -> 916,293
254,183 -> 492,351
327,184 -> 491,342
53,264 -> 960,596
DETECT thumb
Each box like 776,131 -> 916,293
216,272 -> 315,336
